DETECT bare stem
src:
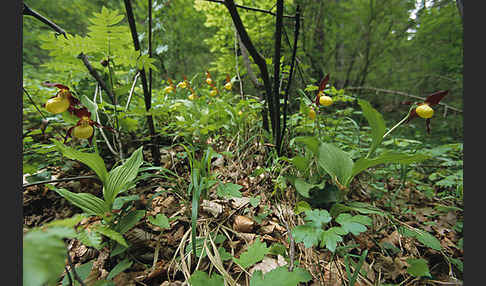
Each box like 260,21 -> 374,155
125,72 -> 140,112
23,175 -> 100,189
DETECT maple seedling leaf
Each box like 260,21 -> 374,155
189,270 -> 224,286
320,227 -> 347,253
304,209 -> 332,228
217,183 -> 243,199
292,224 -> 324,248
406,258 -> 432,278
148,214 -> 170,230
335,213 -> 372,236
233,239 -> 270,269
250,267 -> 312,286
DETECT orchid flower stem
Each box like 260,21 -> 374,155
382,107 -> 413,140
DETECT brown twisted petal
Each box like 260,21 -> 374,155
318,73 -> 330,92
424,90 -> 448,106
405,90 -> 448,124
42,82 -> 70,90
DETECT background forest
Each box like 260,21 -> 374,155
22,0 -> 463,285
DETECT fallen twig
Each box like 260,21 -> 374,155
23,175 -> 100,189
345,86 -> 462,113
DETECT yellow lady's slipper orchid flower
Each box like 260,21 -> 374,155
308,108 -> 316,120
177,81 -> 188,89
224,82 -> 232,90
415,104 -> 434,119
164,86 -> 175,93
319,95 -> 333,107
45,95 -> 70,114
72,118 -> 94,139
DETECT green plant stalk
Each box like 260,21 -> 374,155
382,106 -> 414,140
345,249 -> 368,286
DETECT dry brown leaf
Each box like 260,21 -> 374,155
261,234 -> 279,242
249,255 -> 288,275
167,225 -> 185,246
390,256 -> 409,280
233,215 -> 255,233
237,232 -> 256,242
201,200 -> 223,218
269,219 -> 286,233
260,223 -> 276,234
84,247 -> 110,284
147,260 -> 166,279
322,262 -> 344,286
111,272 -> 136,286
379,230 -> 401,248
231,197 -> 251,209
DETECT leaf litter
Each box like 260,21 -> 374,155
23,139 -> 463,285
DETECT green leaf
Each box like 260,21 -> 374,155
304,209 -> 332,228
106,258 -> 132,280
351,152 -> 430,182
268,243 -> 287,257
62,261 -> 93,286
294,136 -> 320,155
335,213 -> 372,235
250,196 -> 261,207
52,140 -> 108,184
320,227 -> 347,252
54,188 -> 109,217
449,257 -> 463,273
292,224 -> 323,248
233,239 -> 269,269
289,156 -> 310,173
115,210 -> 145,234
77,229 -> 102,249
216,182 -> 243,199
358,100 -> 386,157
189,270 -> 224,286
399,227 -> 441,251
104,147 -> 144,206
94,225 -> 128,247
294,179 -> 325,198
23,227 -> 76,286
294,201 -> 312,215
44,214 -> 87,228
185,237 -> 207,258
331,202 -> 386,217
112,195 -> 140,210
91,281 -> 115,286
317,143 -> 353,188
250,267 -> 312,286
148,214 -> 170,229
406,258 -> 431,278
217,247 -> 232,261
80,95 -> 98,118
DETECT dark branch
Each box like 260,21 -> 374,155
77,53 -> 116,105
66,248 -> 86,286
148,0 -> 153,97
203,0 -> 296,19
23,4 -> 67,38
280,6 -> 301,152
273,0 -> 284,153
123,0 -> 161,165
456,0 -> 463,23
222,0 -> 275,136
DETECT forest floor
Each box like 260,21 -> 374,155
23,138 -> 464,286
